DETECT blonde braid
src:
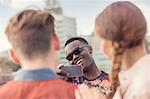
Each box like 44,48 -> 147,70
108,42 -> 124,99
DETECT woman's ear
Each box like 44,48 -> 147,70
52,34 -> 60,51
9,49 -> 20,65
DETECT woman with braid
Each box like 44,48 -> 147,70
75,1 -> 150,99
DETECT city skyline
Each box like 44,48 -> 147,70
0,0 -> 150,51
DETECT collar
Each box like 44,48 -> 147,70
83,71 -> 108,81
14,68 -> 59,81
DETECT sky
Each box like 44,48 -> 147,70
0,0 -> 150,51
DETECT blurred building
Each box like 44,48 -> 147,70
45,0 -> 62,15
44,0 -> 77,64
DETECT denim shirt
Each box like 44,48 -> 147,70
14,68 -> 59,81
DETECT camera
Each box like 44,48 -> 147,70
60,65 -> 83,84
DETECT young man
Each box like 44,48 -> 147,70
0,10 -> 76,99
64,37 -> 110,95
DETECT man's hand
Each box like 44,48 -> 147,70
56,64 -> 69,77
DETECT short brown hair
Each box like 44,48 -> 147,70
5,10 -> 55,59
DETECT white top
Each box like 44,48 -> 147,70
113,54 -> 150,99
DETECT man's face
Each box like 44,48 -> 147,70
65,40 -> 94,71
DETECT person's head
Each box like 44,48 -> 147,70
64,37 -> 94,72
95,1 -> 146,98
5,10 -> 60,65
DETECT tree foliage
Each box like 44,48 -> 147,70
0,57 -> 20,71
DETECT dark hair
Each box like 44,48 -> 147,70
5,9 -> 55,59
65,37 -> 89,47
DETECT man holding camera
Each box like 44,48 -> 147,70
0,10 -> 76,99
63,37 -> 111,95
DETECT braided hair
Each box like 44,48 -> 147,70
95,1 -> 147,99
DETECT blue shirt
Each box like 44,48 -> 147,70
14,68 -> 59,81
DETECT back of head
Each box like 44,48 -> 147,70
95,1 -> 147,99
95,1 -> 146,48
5,10 -> 55,59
